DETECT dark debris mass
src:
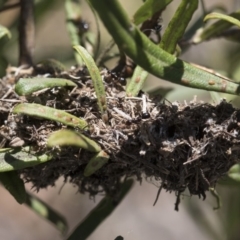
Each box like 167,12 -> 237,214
1,65 -> 240,208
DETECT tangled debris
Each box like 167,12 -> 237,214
1,65 -> 240,210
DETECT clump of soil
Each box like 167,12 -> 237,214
1,65 -> 240,210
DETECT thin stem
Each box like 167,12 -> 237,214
65,0 -> 83,65
19,0 -> 34,66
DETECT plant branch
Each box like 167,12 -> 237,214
19,0 -> 35,66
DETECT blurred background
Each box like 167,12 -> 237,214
1,0 -> 240,239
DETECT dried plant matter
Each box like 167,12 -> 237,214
1,66 -> 240,208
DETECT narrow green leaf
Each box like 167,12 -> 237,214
13,103 -> 88,130
84,150 -> 109,177
204,12 -> 240,28
133,0 -> 173,25
0,171 -> 26,204
15,78 -> 77,96
0,148 -> 12,153
47,129 -> 101,152
74,46 -> 107,114
126,66 -> 148,97
193,10 -> 240,43
0,147 -> 52,172
160,0 -> 198,54
67,179 -> 134,240
25,192 -> 68,234
0,24 -> 11,40
228,163 -> 240,182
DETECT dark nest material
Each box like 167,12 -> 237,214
1,65 -> 240,209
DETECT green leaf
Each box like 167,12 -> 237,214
47,129 -> 101,152
193,10 -> 240,43
204,12 -> 240,28
160,0 -> 198,54
218,176 -> 240,186
126,66 -> 148,97
228,163 -> 240,182
74,45 -> 107,114
0,24 -> 11,41
25,192 -> 68,234
15,78 -> 77,96
13,103 -> 88,130
84,150 -> 109,177
133,0 -> 173,25
0,147 -> 52,172
0,171 -> 26,204
67,179 -> 134,240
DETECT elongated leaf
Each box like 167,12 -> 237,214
0,171 -> 26,204
193,10 -> 240,43
84,150 -> 109,177
88,0 -> 240,96
25,192 -> 68,234
67,179 -> 134,240
13,103 -> 88,130
15,78 -> 77,96
0,147 -> 52,172
204,12 -> 240,28
47,129 -> 101,152
126,66 -> 148,97
65,0 -> 84,65
133,0 -> 173,25
160,0 -> 198,54
74,46 -> 107,114
0,24 -> 11,40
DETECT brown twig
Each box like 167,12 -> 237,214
19,0 -> 35,66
